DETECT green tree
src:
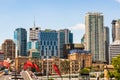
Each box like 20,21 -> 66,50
79,68 -> 90,75
48,78 -> 54,80
108,71 -> 115,78
99,73 -> 104,78
111,55 -> 120,79
90,74 -> 96,78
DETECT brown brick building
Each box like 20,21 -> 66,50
15,50 -> 92,75
2,39 -> 15,60
40,50 -> 92,75
68,50 -> 92,74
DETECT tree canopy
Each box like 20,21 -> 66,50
111,55 -> 120,79
79,68 -> 90,75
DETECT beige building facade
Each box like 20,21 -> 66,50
15,52 -> 92,75
68,52 -> 92,74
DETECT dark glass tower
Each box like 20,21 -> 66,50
14,28 -> 27,57
58,29 -> 73,58
111,20 -> 117,42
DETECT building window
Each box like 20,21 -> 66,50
54,41 -> 56,45
44,41 -> 46,45
52,46 -> 54,50
40,41 -> 42,45
56,46 -> 57,50
51,51 -> 54,56
49,46 -> 51,50
41,50 -> 44,56
51,41 -> 52,45
36,28 -> 38,30
42,46 -> 44,50
47,41 -> 49,45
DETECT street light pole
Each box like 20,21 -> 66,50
69,59 -> 71,80
46,47 -> 49,80
68,45 -> 71,80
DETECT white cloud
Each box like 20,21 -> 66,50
69,23 -> 85,30
68,23 -> 85,43
116,0 -> 120,3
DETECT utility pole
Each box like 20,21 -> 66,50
68,45 -> 71,80
46,47 -> 49,80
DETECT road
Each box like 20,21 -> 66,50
0,71 -> 24,80
0,75 -> 11,80
0,71 -> 39,80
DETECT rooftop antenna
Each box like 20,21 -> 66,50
34,16 -> 36,27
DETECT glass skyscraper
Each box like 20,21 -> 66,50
104,27 -> 109,64
38,29 -> 58,59
85,12 -> 105,62
38,29 -> 73,59
109,19 -> 120,64
14,28 -> 27,57
58,29 -> 73,58
111,20 -> 117,42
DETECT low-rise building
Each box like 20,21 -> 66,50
63,44 -> 84,58
15,56 -> 29,72
15,49 -> 92,75
0,52 -> 4,61
68,49 -> 92,74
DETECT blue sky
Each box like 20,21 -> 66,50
0,0 -> 120,45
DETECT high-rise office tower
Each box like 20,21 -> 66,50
38,29 -> 58,59
109,41 -> 120,64
111,20 -> 117,42
29,27 -> 40,41
58,29 -> 73,58
27,25 -> 40,51
111,19 -> 120,41
2,39 -> 15,60
38,29 -> 73,59
104,27 -> 109,64
14,28 -> 27,57
85,12 -> 105,62
109,19 -> 120,64
115,20 -> 120,40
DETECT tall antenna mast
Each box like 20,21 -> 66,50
34,16 -> 36,27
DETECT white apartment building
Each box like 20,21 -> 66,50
109,40 -> 120,64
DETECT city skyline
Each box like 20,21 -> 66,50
0,0 -> 120,45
